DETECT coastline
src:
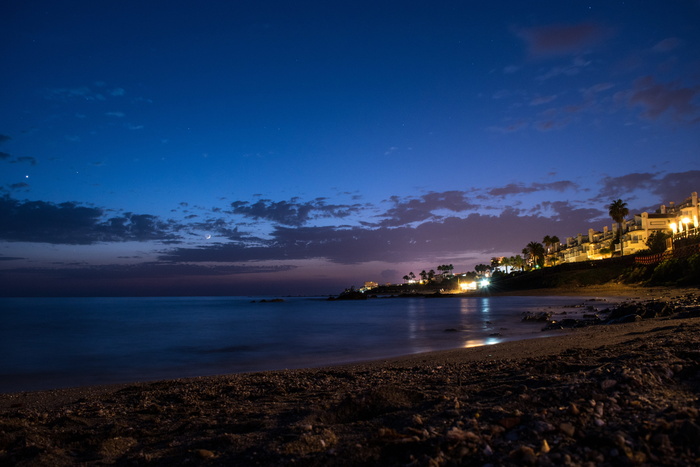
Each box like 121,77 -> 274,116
1,285 -> 698,465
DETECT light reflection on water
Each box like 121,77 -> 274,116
0,295 -> 624,393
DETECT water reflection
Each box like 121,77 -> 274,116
462,336 -> 503,348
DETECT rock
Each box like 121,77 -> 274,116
559,422 -> 576,437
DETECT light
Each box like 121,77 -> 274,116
479,279 -> 490,288
670,222 -> 677,234
460,282 -> 477,291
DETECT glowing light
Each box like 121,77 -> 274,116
460,282 -> 477,291
479,279 -> 490,288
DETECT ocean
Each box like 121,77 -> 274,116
0,295 -> 614,393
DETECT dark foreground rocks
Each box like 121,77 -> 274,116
1,316 -> 699,465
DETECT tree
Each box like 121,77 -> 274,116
428,269 -> 436,281
646,231 -> 670,254
500,256 -> 512,273
409,271 -> 416,282
419,270 -> 428,282
609,199 -> 629,256
524,241 -> 545,268
542,235 -> 560,266
513,254 -> 525,272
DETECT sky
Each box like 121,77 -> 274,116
1,1 -> 700,296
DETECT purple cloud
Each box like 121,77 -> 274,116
230,198 -> 360,226
627,76 -> 700,122
516,22 -> 608,58
378,191 -> 478,227
487,181 -> 578,197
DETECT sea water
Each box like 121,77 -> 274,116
0,295 -> 614,393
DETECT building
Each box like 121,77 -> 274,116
549,191 -> 699,265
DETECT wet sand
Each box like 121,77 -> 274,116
1,285 -> 698,465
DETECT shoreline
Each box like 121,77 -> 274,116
1,285 -> 698,465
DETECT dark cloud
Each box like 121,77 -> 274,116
597,173 -> 658,199
378,191 -> 478,227
3,262 -> 295,281
649,171 -> 700,204
0,134 -> 10,144
597,171 -> 700,206
1,154 -> 38,165
0,195 -> 179,244
161,209 -> 585,266
516,22 -> 608,58
487,181 -> 578,197
230,198 -> 360,226
0,262 -> 298,297
537,201 -> 604,227
9,182 -> 29,190
0,255 -> 23,261
626,76 -> 700,122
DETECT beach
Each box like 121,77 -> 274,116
1,286 -> 698,466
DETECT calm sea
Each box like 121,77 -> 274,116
0,295 -> 614,393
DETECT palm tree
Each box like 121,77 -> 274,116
608,199 -> 629,256
419,270 -> 427,283
428,269 -> 436,282
525,241 -> 545,268
500,256 -> 511,273
513,254 -> 525,272
542,235 -> 560,266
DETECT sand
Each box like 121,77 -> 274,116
1,285 -> 698,465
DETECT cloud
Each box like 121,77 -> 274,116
487,120 -> 528,133
0,255 -> 23,261
537,201 -> 603,227
535,56 -> 592,81
377,191 -> 478,227
230,198 -> 360,226
626,76 -> 700,122
530,95 -> 557,106
106,111 -> 125,117
11,156 -> 37,166
535,119 -> 569,132
581,82 -> 615,100
1,151 -> 37,166
44,86 -> 107,101
3,262 -> 295,281
652,37 -> 682,53
516,22 -> 608,58
161,208 -> 589,267
0,195 -> 180,244
487,181 -> 578,197
0,134 -> 10,143
597,171 -> 700,206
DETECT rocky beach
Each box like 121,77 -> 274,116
1,286 -> 698,466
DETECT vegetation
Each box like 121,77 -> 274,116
608,199 -> 629,256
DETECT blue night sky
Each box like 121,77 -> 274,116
1,1 -> 699,296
